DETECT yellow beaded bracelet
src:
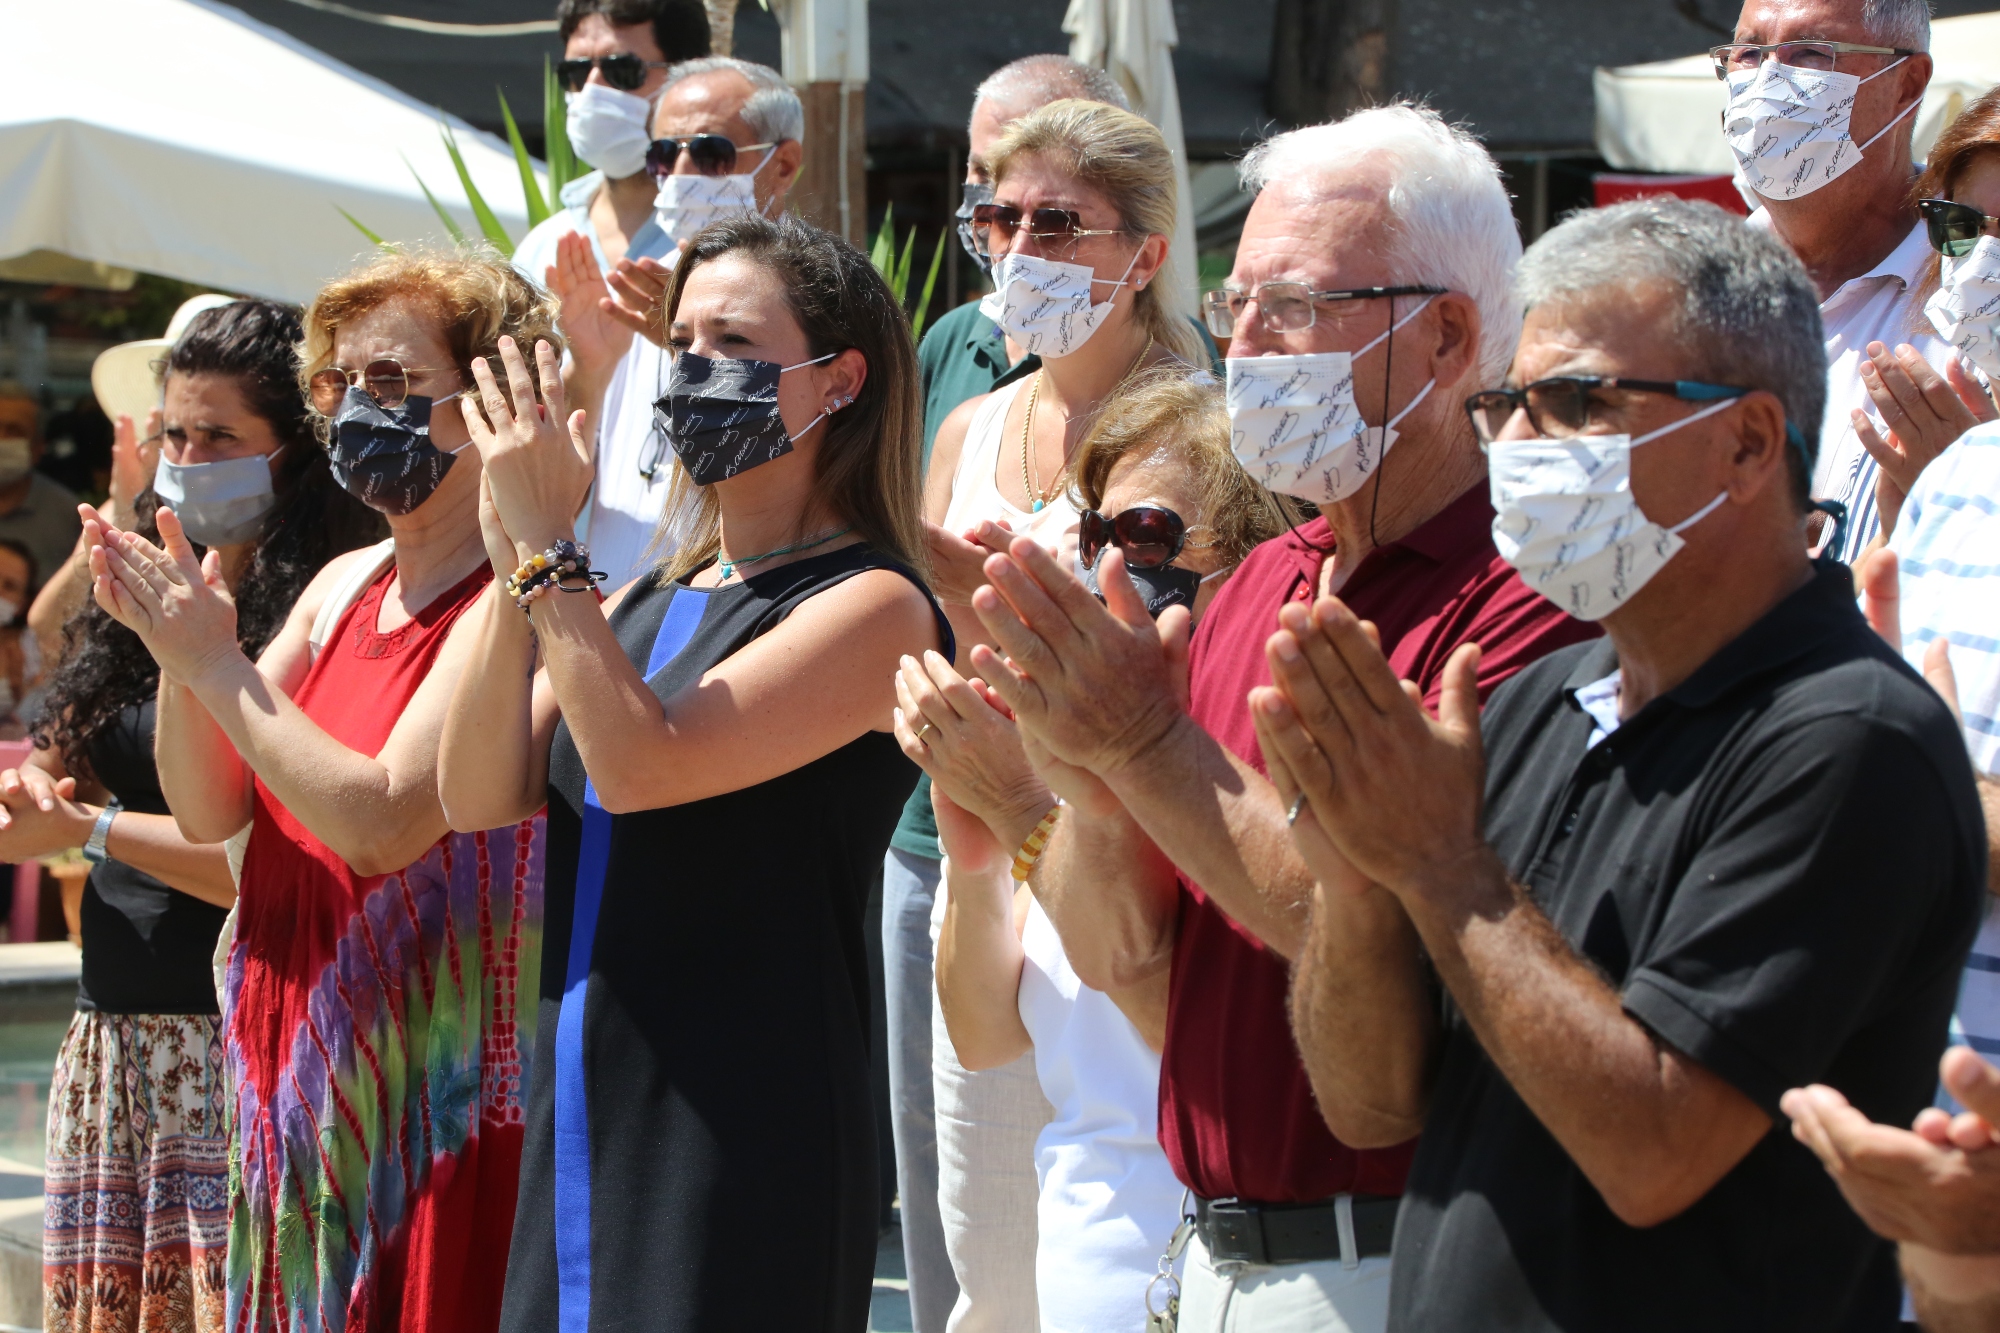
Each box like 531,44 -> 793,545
1011,802 -> 1063,883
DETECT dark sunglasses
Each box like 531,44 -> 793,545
971,204 -> 1128,256
1464,376 -> 1746,443
1079,506 -> 1207,570
645,135 -> 775,179
308,358 -> 477,417
556,54 -> 670,93
1919,198 -> 2000,258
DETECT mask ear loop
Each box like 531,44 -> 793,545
1853,57 -> 1920,154
1364,294 -> 1435,548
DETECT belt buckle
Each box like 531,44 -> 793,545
1203,1199 -> 1267,1265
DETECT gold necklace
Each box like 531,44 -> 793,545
1017,334 -> 1155,514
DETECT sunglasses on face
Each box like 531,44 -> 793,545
644,135 -> 776,179
1463,376 -> 1745,443
556,54 -> 670,93
1919,198 -> 2000,258
971,204 -> 1128,257
308,358 -> 472,417
1080,505 -> 1212,570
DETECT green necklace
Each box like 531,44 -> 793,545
716,526 -> 852,583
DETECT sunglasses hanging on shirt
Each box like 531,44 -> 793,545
556,54 -> 670,93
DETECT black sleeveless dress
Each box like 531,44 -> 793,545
499,543 -> 949,1333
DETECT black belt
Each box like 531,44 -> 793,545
1194,1193 -> 1399,1265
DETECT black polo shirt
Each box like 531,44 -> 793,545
1388,560 -> 1986,1333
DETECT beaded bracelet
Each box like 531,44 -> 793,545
1011,801 -> 1064,883
506,539 -> 606,612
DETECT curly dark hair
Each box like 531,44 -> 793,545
35,299 -> 385,781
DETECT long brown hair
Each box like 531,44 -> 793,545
653,213 -> 927,585
1909,88 -> 2000,315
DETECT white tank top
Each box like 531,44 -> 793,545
940,376 -> 1082,567
1018,898 -> 1185,1331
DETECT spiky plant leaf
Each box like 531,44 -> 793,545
497,88 -> 551,226
911,227 -> 947,341
441,126 -> 514,251
337,207 -> 388,247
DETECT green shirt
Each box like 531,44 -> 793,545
892,303 -> 1223,862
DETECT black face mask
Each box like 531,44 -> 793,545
1078,552 -> 1201,619
652,350 -> 833,486
327,385 -> 463,516
957,180 -> 995,276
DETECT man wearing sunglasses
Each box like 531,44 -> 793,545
966,107 -> 1596,1333
511,0 -> 710,292
546,57 -> 803,593
1719,0 -> 1995,567
1269,197 -> 1983,1332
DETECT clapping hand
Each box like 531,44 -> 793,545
605,255 -> 676,349
106,408 -> 161,528
893,650 -> 1053,855
0,766 -> 90,860
459,336 -> 593,562
925,517 -> 1016,607
1855,342 -> 1998,540
546,232 -> 634,401
84,504 -> 241,685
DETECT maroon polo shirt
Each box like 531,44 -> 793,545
1161,483 -> 1600,1202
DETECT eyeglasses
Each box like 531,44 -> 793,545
1201,283 -> 1444,338
970,204 -> 1128,257
308,358 -> 467,417
1708,40 -> 1920,79
1464,376 -> 1746,443
1919,198 -> 2000,258
1079,505 -> 1215,570
556,54 -> 671,93
645,136 -> 776,179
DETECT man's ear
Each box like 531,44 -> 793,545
768,139 -> 805,201
1731,389 -> 1792,500
1428,291 -> 1483,390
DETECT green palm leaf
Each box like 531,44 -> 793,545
336,207 -> 387,247
911,227 -> 947,341
404,155 -> 467,244
441,125 -> 514,251
497,87 -> 551,227
544,56 -> 578,198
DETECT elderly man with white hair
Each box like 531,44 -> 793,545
1263,196 -> 1985,1332
962,103 -> 1595,1332
548,55 -> 804,589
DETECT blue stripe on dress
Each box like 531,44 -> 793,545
555,587 -> 710,1333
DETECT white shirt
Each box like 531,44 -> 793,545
1751,211 -> 1951,564
511,171 -> 674,287
1886,422 -> 2000,1099
1017,899 -> 1183,1333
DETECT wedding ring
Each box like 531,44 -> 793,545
915,722 -> 939,745
1286,793 -> 1308,827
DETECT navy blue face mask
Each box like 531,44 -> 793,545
327,384 -> 465,516
1078,552 -> 1201,619
652,349 -> 835,486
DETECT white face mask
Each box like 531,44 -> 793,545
153,449 -> 281,548
1223,297 -> 1435,505
652,148 -> 773,247
0,438 -> 29,487
1487,396 -> 1740,622
1927,235 -> 2000,380
566,82 -> 655,180
977,248 -> 1141,358
0,597 -> 20,628
1724,57 -> 1917,202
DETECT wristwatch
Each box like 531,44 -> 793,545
81,803 -> 118,866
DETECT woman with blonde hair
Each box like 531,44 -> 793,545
84,249 -> 554,1333
905,375 -> 1282,1331
917,95 -> 1200,1327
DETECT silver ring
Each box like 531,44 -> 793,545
1286,793 -> 1308,827
915,722 -> 938,745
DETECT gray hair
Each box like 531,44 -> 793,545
971,54 -> 1130,127
1862,0 -> 1931,51
1239,103 -> 1523,383
1518,197 -> 1825,503
661,56 -> 804,146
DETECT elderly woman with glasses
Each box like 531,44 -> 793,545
83,249 -> 557,1333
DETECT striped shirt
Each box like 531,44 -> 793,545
1888,423 -> 2000,1090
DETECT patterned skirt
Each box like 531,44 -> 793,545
43,1011 -> 229,1333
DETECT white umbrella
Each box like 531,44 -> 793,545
1596,11 -> 2000,174
1063,0 -> 1199,316
0,0 -> 543,304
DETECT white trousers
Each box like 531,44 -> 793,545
1175,1230 -> 1391,1333
931,979 -> 1052,1333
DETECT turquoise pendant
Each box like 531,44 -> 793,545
1032,499 -> 1045,513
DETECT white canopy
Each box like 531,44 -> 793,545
0,0 -> 544,304
1595,11 -> 2000,174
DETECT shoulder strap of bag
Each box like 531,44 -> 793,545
308,539 -> 397,661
